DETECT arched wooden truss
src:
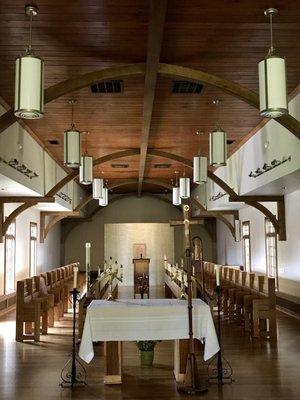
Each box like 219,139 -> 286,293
0,63 -> 293,240
0,63 -> 299,138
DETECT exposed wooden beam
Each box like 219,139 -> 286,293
137,0 -> 167,196
1,202 -> 37,242
0,196 -> 55,203
158,63 -> 300,140
46,149 -> 140,196
229,195 -> 284,202
40,211 -> 80,243
0,64 -> 145,135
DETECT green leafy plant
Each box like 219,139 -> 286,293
136,340 -> 157,351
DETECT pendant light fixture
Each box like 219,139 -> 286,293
64,99 -> 81,168
258,8 -> 288,118
14,5 -> 44,119
92,178 -> 104,199
209,100 -> 227,167
179,169 -> 190,199
193,155 -> 207,184
172,171 -> 181,206
79,132 -> 93,185
99,182 -> 108,206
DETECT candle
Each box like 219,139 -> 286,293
104,260 -> 107,270
85,242 -> 91,266
73,266 -> 78,289
98,266 -> 101,277
181,258 -> 184,269
215,266 -> 220,286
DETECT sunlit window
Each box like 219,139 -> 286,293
5,220 -> 16,294
29,222 -> 38,277
265,218 -> 278,290
242,221 -> 251,272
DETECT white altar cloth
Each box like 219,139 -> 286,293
79,298 -> 219,363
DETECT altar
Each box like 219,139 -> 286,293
79,298 -> 219,384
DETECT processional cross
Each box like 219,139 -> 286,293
170,204 -> 207,394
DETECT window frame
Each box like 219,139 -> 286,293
242,220 -> 251,272
265,218 -> 279,290
29,222 -> 38,277
4,220 -> 16,295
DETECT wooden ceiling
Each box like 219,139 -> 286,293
0,0 -> 299,194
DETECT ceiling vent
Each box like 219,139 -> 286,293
111,163 -> 128,169
48,139 -> 59,145
154,163 -> 171,169
171,81 -> 203,94
227,139 -> 236,145
91,80 -> 123,94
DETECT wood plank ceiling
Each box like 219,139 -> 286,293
0,0 -> 299,194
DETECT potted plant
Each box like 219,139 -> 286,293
136,340 -> 157,366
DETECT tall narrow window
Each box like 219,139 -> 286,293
265,218 -> 278,290
242,221 -> 251,272
29,222 -> 38,277
5,220 -> 16,294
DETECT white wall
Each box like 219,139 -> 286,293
104,223 -> 174,286
0,204 -> 61,296
216,190 -> 300,297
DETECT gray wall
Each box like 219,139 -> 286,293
63,196 -> 216,270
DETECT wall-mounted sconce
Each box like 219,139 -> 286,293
249,156 -> 291,178
57,191 -> 72,204
0,157 -> 39,179
209,191 -> 227,202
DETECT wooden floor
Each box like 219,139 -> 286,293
0,305 -> 300,399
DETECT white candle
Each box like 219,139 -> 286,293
73,266 -> 78,289
104,260 -> 107,270
215,266 -> 220,286
181,258 -> 184,269
98,266 -> 101,277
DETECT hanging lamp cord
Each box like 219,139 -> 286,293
27,12 -> 33,54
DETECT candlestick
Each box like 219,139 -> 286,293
73,266 -> 78,289
85,242 -> 91,295
215,266 -> 220,286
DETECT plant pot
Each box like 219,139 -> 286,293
140,350 -> 154,366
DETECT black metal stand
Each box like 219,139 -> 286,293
177,248 -> 208,395
208,286 -> 233,384
60,288 -> 87,388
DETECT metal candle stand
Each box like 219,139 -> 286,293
60,288 -> 87,388
207,286 -> 233,384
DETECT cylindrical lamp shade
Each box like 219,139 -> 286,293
64,129 -> 81,168
14,55 -> 44,119
258,56 -> 288,118
193,156 -> 207,184
92,178 -> 104,199
172,187 -> 181,206
79,155 -> 93,185
99,188 -> 108,206
179,177 -> 190,199
209,130 -> 227,166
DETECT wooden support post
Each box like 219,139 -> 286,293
104,341 -> 122,384
174,339 -> 189,383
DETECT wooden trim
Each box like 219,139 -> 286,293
137,0 -> 167,196
0,196 -> 54,203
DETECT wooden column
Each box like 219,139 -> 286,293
174,339 -> 189,383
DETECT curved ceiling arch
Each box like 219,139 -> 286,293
0,64 -> 299,138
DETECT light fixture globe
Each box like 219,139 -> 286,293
209,129 -> 227,166
193,155 -> 207,184
64,128 -> 81,168
93,178 -> 104,199
79,154 -> 93,185
258,8 -> 288,118
14,5 -> 44,119
179,177 -> 190,199
172,186 -> 181,206
99,187 -> 108,206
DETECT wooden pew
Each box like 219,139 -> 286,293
16,279 -> 42,342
